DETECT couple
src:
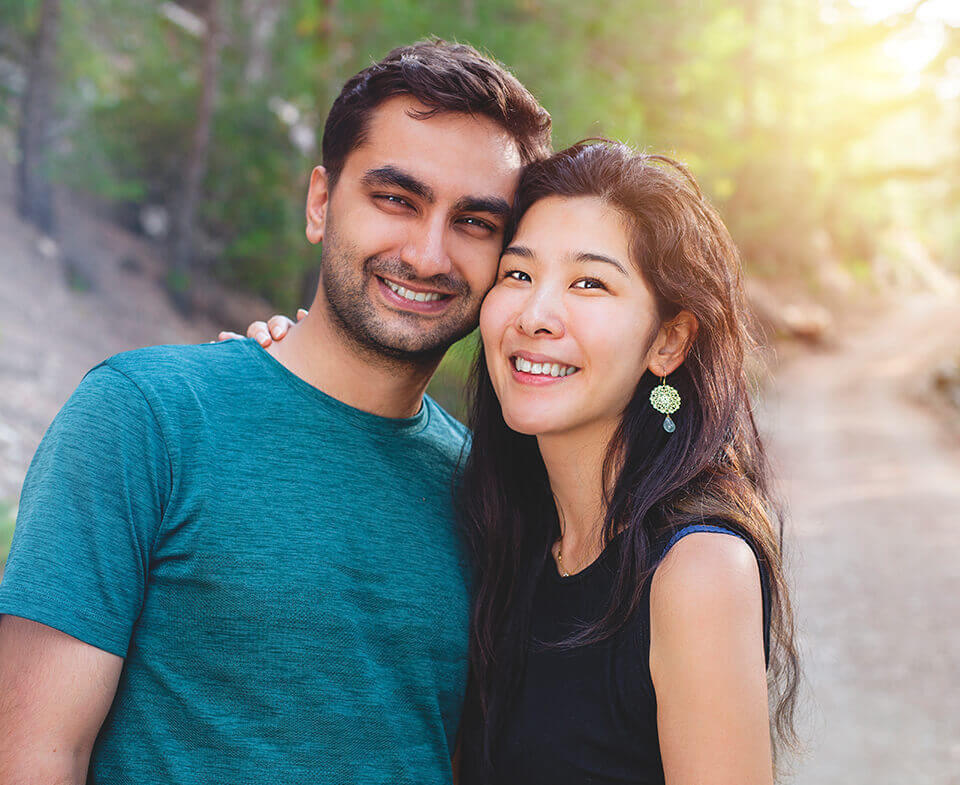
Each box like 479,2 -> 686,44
0,40 -> 798,784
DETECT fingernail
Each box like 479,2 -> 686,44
257,332 -> 271,346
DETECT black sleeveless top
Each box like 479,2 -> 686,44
463,523 -> 771,785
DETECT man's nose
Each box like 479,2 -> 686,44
399,213 -> 452,280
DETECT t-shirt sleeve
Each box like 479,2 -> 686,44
0,363 -> 172,657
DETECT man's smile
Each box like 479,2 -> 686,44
376,275 -> 456,314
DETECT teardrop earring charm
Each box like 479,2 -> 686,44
649,374 -> 681,433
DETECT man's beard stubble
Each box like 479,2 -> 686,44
319,224 -> 482,368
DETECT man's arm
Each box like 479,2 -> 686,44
0,362 -> 171,784
0,615 -> 123,785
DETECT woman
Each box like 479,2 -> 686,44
236,141 -> 800,784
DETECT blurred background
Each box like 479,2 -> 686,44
0,1 -> 958,782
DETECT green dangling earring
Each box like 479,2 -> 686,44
649,374 -> 681,433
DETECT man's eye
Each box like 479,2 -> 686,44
572,278 -> 607,290
376,194 -> 412,208
504,270 -> 531,282
459,216 -> 495,232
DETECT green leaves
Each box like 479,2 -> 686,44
5,0 -> 956,313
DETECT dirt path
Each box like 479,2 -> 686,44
760,293 -> 960,784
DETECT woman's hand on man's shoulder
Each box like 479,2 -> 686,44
216,309 -> 307,347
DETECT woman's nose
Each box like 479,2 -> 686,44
515,288 -> 564,338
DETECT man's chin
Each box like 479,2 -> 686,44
363,327 -> 465,362
323,277 -> 478,362
364,297 -> 479,357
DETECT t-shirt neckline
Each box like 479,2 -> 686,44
241,338 -> 431,436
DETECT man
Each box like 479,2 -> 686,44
0,40 -> 551,784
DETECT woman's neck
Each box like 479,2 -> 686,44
537,420 -> 618,573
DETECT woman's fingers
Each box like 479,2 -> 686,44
228,311 -> 302,347
217,331 -> 244,342
267,315 -> 296,341
246,320 -> 272,347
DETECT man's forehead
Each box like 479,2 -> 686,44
346,96 -> 523,197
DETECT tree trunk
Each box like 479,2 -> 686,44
17,0 -> 62,235
171,0 -> 222,313
242,0 -> 281,87
740,0 -> 758,143
298,0 -> 340,308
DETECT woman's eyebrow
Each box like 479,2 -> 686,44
574,252 -> 628,275
501,245 -> 533,258
502,246 -> 627,275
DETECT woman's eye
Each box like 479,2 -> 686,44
504,270 -> 531,282
572,278 -> 607,290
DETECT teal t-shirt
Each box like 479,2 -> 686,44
0,339 -> 473,784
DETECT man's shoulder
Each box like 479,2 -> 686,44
98,339 -> 252,393
103,339 -> 250,379
422,396 -> 472,462
86,339 -> 258,422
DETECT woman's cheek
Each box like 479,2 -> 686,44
479,290 -> 505,388
478,285 -> 510,346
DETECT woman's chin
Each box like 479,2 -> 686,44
502,407 -> 573,438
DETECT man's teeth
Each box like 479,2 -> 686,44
513,356 -> 579,377
384,279 -> 445,302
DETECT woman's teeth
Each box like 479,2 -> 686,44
384,279 -> 445,302
513,356 -> 579,377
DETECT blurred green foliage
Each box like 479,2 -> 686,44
428,330 -> 481,421
3,0 -> 958,316
0,499 -> 15,566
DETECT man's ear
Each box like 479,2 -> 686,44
647,310 -> 699,377
305,166 -> 329,245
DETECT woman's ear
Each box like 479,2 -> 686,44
305,166 -> 329,245
647,311 -> 699,377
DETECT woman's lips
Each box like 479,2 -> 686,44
508,353 -> 580,385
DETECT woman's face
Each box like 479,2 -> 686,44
480,195 -> 662,438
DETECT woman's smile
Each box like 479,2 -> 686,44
509,351 -> 581,383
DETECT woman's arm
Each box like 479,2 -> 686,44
649,532 -> 773,785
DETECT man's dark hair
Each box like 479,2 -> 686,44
321,39 -> 552,187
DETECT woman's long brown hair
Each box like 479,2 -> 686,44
459,140 -> 801,782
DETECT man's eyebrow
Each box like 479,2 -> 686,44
360,166 -> 435,202
501,245 -> 533,258
575,252 -> 628,276
453,196 -> 511,219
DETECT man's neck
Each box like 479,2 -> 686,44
265,304 -> 442,420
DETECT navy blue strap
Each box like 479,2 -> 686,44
662,523 -> 747,556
